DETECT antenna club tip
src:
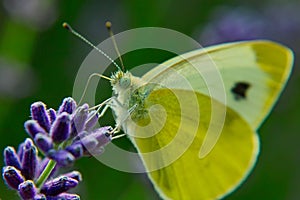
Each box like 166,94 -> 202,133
105,21 -> 112,29
62,22 -> 72,31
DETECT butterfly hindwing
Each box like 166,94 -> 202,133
127,88 -> 259,200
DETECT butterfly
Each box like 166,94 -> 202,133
109,40 -> 293,199
64,23 -> 294,200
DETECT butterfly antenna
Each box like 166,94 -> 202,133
62,22 -> 122,71
105,21 -> 125,71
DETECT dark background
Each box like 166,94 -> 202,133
0,0 -> 299,199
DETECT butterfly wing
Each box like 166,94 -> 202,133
126,88 -> 259,200
142,40 -> 293,130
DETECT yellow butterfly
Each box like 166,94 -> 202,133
109,40 -> 293,200
64,23 -> 293,200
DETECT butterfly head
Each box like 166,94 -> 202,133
111,70 -> 132,92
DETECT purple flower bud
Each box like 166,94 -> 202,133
17,143 -> 25,163
31,102 -> 51,132
79,127 -> 112,156
84,111 -> 98,131
58,97 -> 77,115
17,139 -> 34,165
4,146 -> 22,170
18,180 -> 37,200
24,120 -> 46,138
47,150 -> 75,167
73,131 -> 88,142
50,113 -> 71,144
71,104 -> 89,136
79,137 -> 98,155
21,141 -> 38,180
62,171 -> 82,182
70,132 -> 91,155
76,128 -> 110,156
34,133 -> 53,153
46,193 -> 80,200
24,138 -> 34,149
66,143 -> 83,158
2,166 -> 25,190
41,176 -> 78,196
48,108 -> 57,124
34,194 -> 46,200
92,127 -> 112,147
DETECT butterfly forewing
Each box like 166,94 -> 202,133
142,40 -> 293,130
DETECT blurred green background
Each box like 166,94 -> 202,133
0,0 -> 299,199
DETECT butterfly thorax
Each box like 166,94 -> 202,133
128,83 -> 160,123
110,70 -> 162,130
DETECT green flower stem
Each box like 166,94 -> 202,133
35,159 -> 56,189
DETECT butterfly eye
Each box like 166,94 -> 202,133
119,77 -> 131,88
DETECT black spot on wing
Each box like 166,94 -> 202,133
231,82 -> 251,100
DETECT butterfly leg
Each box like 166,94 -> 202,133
89,97 -> 112,111
98,104 -> 110,118
89,96 -> 124,124
108,103 -> 138,137
86,98 -> 114,123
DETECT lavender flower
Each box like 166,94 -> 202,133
62,171 -> 82,182
50,113 -> 71,144
65,143 -> 83,159
21,139 -> 38,180
24,120 -> 47,138
71,104 -> 89,135
71,127 -> 112,156
3,97 -> 115,199
18,180 -> 37,200
3,139 -> 83,199
4,147 -> 22,170
22,97 -> 113,166
57,97 -> 77,115
30,102 -> 51,132
33,193 -> 46,200
85,111 -> 99,131
198,3 -> 300,49
48,108 -> 57,124
34,133 -> 53,154
47,150 -> 75,167
41,175 -> 79,196
2,166 -> 25,190
47,193 -> 80,200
